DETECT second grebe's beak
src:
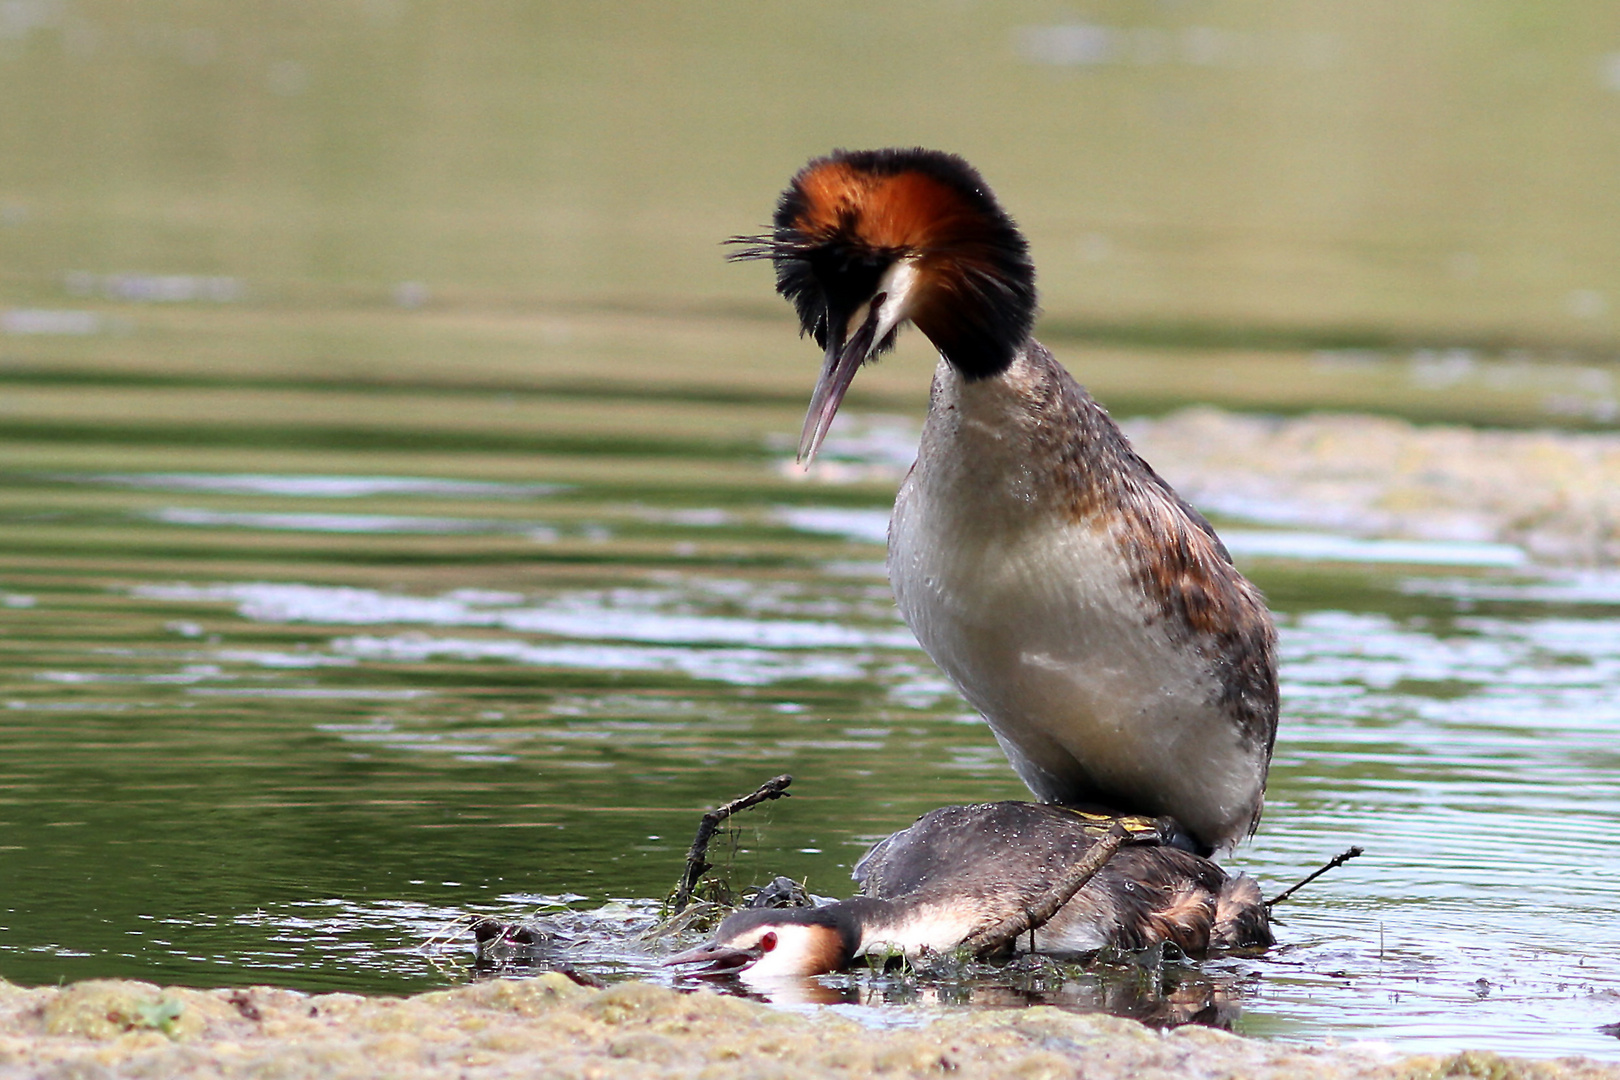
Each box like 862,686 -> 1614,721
663,939 -> 768,977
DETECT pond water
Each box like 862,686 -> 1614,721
5,0 -> 1620,1064
3,316 -> 1619,1062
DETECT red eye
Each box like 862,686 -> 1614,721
759,932 -> 778,952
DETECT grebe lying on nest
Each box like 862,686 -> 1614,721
668,802 -> 1271,980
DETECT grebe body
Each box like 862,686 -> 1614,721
666,802 -> 1271,980
854,801 -> 1270,955
733,149 -> 1278,853
890,344 -> 1275,853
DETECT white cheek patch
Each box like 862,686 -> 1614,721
872,260 -> 921,341
741,923 -> 840,978
843,259 -> 922,346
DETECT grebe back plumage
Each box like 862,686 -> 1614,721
854,801 -> 1271,956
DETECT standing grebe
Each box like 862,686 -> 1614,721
666,802 -> 1272,979
732,149 -> 1278,854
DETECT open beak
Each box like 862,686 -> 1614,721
796,260 -> 920,464
798,303 -> 880,464
663,940 -> 766,977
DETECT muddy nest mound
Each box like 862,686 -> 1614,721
2,975 -> 1617,1080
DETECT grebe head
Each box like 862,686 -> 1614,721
730,148 -> 1037,462
664,905 -> 857,979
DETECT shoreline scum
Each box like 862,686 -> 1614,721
1122,407 -> 1620,566
2,975 -> 1616,1080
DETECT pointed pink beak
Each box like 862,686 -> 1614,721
797,294 -> 887,464
663,940 -> 766,977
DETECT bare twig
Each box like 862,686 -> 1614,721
416,912 -> 477,954
640,900 -> 727,942
961,823 -> 1131,957
1266,846 -> 1364,909
671,774 -> 793,914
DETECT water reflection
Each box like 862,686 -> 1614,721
445,899 -> 1264,1030
661,952 -> 1260,1028
148,507 -> 564,537
88,474 -> 567,498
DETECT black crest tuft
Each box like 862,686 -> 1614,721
728,148 -> 1037,378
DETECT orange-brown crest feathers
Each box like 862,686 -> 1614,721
729,148 -> 1038,380
789,160 -> 989,254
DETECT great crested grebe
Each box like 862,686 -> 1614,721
732,149 -> 1278,854
665,802 -> 1272,979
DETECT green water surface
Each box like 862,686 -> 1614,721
4,1 -> 1620,1061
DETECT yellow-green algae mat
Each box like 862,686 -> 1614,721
0,976 -> 1614,1080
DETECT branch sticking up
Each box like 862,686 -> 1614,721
1266,846 -> 1364,909
671,774 -> 794,914
960,823 -> 1131,957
